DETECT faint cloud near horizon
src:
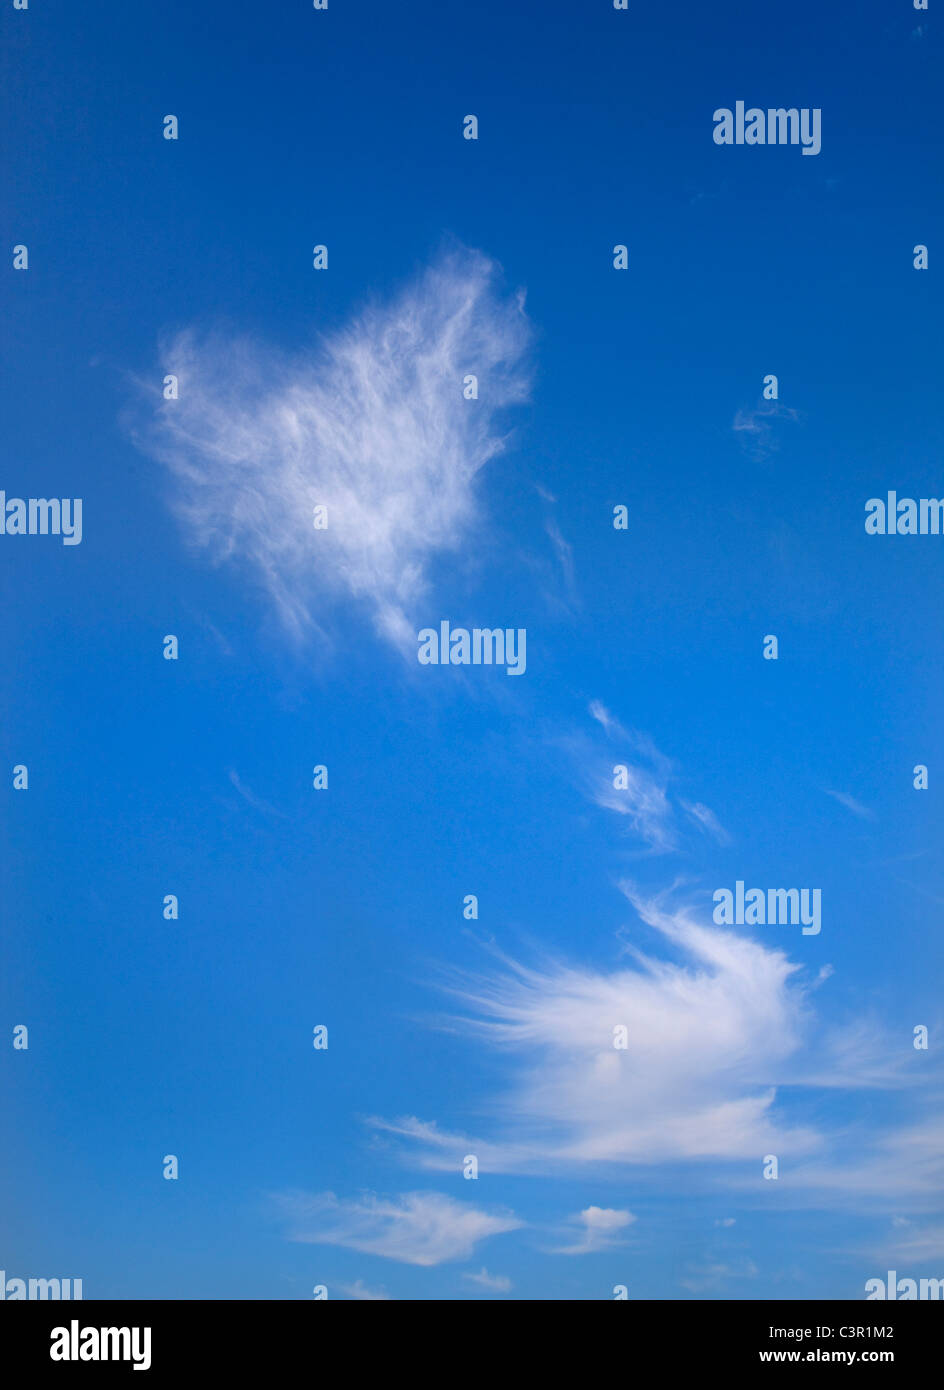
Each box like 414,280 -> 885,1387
463,1267 -> 513,1292
551,1206 -> 636,1255
272,1189 -> 522,1267
338,1279 -> 392,1301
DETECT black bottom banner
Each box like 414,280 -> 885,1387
2,1299 -> 939,1377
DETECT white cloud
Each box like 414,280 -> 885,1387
371,886 -> 825,1172
578,705 -> 675,851
592,758 -> 675,851
369,888 -> 936,1213
544,517 -> 576,600
463,1267 -> 513,1292
732,402 -> 800,460
138,250 -> 530,648
681,800 -> 731,846
588,703 -> 669,772
679,1258 -> 758,1292
553,1205 -> 636,1255
227,769 -> 284,818
273,1189 -> 522,1267
824,789 -> 874,821
581,704 -> 726,854
785,1118 -> 944,1208
588,700 -> 623,739
882,1222 -> 944,1262
338,1280 -> 391,1301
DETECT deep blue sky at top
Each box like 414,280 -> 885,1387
1,0 -> 942,1299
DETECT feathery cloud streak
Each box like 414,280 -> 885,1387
141,251 -> 531,648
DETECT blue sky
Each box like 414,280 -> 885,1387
2,0 -> 942,1299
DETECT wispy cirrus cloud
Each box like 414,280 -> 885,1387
732,401 -> 801,461
877,1218 -> 944,1262
338,1279 -> 392,1301
574,702 -> 727,853
785,1117 -> 944,1209
463,1267 -> 513,1292
589,753 -> 676,851
580,701 -> 675,851
680,799 -> 731,846
136,250 -> 531,649
370,885 -> 926,1194
227,768 -> 285,819
272,1189 -> 521,1267
824,788 -> 875,821
371,885 -> 824,1172
551,1205 -> 636,1255
678,1258 -> 758,1293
